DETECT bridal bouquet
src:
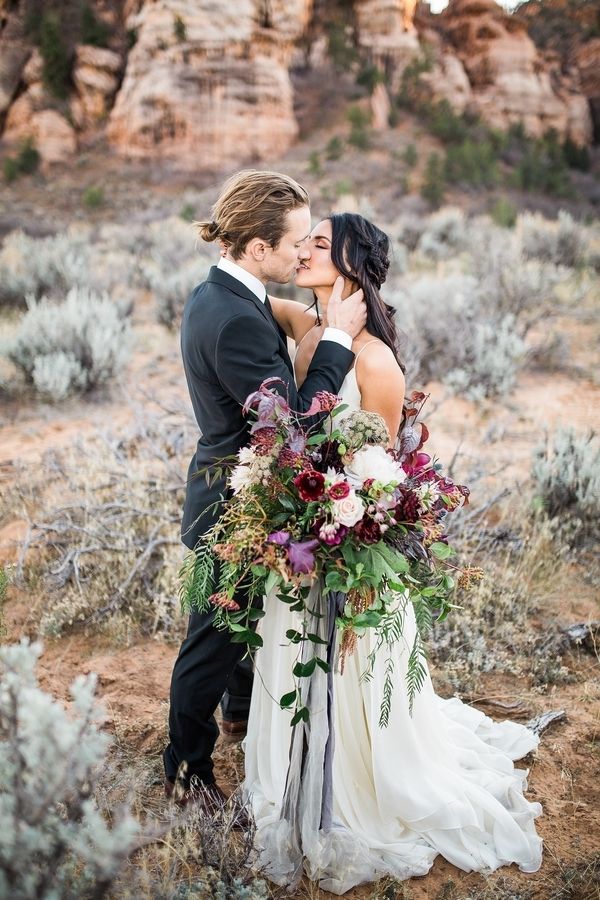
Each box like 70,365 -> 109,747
181,378 -> 480,724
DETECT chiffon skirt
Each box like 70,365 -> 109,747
243,584 -> 543,894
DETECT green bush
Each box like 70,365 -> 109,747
421,152 -> 445,207
81,4 -> 111,47
308,151 -> 322,176
428,99 -> 470,144
173,13 -> 187,42
2,138 -> 40,183
347,105 -> 371,150
326,22 -> 358,72
445,139 -> 499,188
356,63 -> 385,94
403,143 -> 418,168
83,185 -> 104,208
325,136 -> 344,161
39,12 -> 72,99
562,136 -> 591,172
511,130 -> 572,197
490,197 -> 517,228
179,203 -> 196,222
396,51 -> 434,110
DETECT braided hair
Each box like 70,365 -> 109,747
327,212 -> 405,373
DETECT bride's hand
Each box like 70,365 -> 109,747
327,276 -> 366,339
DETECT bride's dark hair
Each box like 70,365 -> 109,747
319,213 -> 405,373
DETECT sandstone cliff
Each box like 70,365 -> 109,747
0,0 -> 596,171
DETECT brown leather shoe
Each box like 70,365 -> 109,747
220,719 -> 248,743
164,778 -> 251,829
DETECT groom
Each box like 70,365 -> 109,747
163,169 -> 366,812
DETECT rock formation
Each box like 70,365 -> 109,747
432,0 -> 593,144
106,0 -> 311,168
0,0 -> 596,170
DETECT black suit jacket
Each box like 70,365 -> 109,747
180,266 -> 355,549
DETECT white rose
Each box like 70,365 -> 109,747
345,445 -> 405,488
332,491 -> 365,527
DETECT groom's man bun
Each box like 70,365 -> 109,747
197,169 -> 309,260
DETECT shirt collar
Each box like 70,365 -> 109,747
217,256 -> 266,303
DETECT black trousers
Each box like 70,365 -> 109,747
163,595 -> 256,786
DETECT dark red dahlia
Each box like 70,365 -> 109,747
354,517 -> 382,544
395,486 -> 421,524
294,469 -> 325,502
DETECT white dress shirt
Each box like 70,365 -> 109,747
216,256 -> 352,351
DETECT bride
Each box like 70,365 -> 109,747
243,212 -> 542,894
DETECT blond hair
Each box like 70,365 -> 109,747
197,169 -> 309,259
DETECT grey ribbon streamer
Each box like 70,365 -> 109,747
279,583 -> 346,883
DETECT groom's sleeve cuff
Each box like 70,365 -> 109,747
322,327 -> 352,351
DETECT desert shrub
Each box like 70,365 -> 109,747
347,105 -> 371,150
6,287 -> 132,400
83,185 -> 104,208
446,314 -> 527,401
402,143 -> 417,168
0,639 -> 140,898
0,228 -> 92,307
445,138 -> 499,188
428,99 -> 470,144
420,152 -> 445,207
325,136 -> 344,161
417,206 -> 467,260
511,130 -> 572,196
356,63 -> 385,94
396,51 -> 434,110
562,136 -> 591,172
39,11 -> 72,99
520,211 -> 587,269
21,412 -> 189,640
173,13 -> 187,41
3,138 -> 40,182
308,150 -> 322,175
490,197 -> 517,228
81,3 -> 111,46
532,429 -> 600,547
151,264 -> 203,329
394,213 -> 426,251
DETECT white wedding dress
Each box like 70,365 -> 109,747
243,365 -> 542,894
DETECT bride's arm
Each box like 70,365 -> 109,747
268,296 -> 318,343
356,344 -> 405,446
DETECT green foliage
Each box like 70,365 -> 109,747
83,185 -> 104,208
490,196 -> 517,228
81,4 -> 111,47
325,136 -> 344,161
562,136 -> 591,172
326,22 -> 358,72
173,13 -> 187,42
445,138 -> 499,188
3,138 -> 40,183
179,203 -> 196,222
402,143 -> 418,168
308,150 -> 322,176
396,50 -> 434,110
347,105 -> 371,150
39,12 -> 72,99
356,63 -> 385,94
421,152 -> 445,207
428,99 -> 470,143
509,129 -> 572,197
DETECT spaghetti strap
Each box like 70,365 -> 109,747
354,339 -> 380,363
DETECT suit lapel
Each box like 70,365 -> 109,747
206,267 -> 294,375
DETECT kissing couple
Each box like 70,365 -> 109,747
163,170 -> 542,893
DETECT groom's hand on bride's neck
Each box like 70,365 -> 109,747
327,276 -> 366,339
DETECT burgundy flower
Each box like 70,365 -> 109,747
305,390 -> 340,416
354,517 -> 382,544
268,530 -> 290,545
287,538 -> 320,574
402,452 -> 431,476
294,470 -> 325,502
327,481 -> 350,500
395,486 -> 421,524
277,447 -> 306,469
320,524 -> 348,546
